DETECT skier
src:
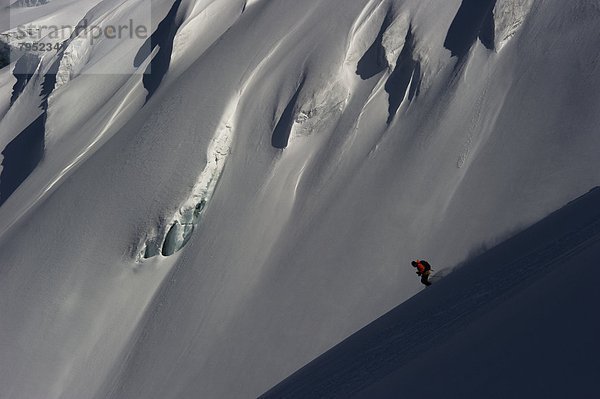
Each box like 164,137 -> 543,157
411,259 -> 432,286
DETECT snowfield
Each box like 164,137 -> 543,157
0,0 -> 599,398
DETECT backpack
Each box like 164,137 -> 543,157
420,260 -> 431,271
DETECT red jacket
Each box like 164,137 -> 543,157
415,260 -> 431,273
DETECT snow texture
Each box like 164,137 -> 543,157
0,0 -> 599,398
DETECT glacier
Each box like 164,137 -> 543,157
0,0 -> 599,398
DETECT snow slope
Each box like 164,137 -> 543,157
0,0 -> 599,398
261,187 -> 600,398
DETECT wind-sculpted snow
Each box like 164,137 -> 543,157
347,3 -> 423,124
0,0 -> 599,398
0,0 -> 246,213
384,28 -> 420,123
355,8 -> 390,80
272,80 -> 304,149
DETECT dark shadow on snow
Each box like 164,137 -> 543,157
356,16 -> 391,80
0,46 -> 62,206
444,0 -> 496,58
134,0 -> 183,103
0,114 -> 45,205
259,187 -> 600,399
10,53 -> 41,105
271,82 -> 304,149
384,28 -> 420,124
355,18 -> 421,123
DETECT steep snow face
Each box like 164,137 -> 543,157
0,0 -> 599,398
262,187 -> 600,398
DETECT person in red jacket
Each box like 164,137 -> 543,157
411,259 -> 432,286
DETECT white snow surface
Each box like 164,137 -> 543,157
0,0 -> 599,398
